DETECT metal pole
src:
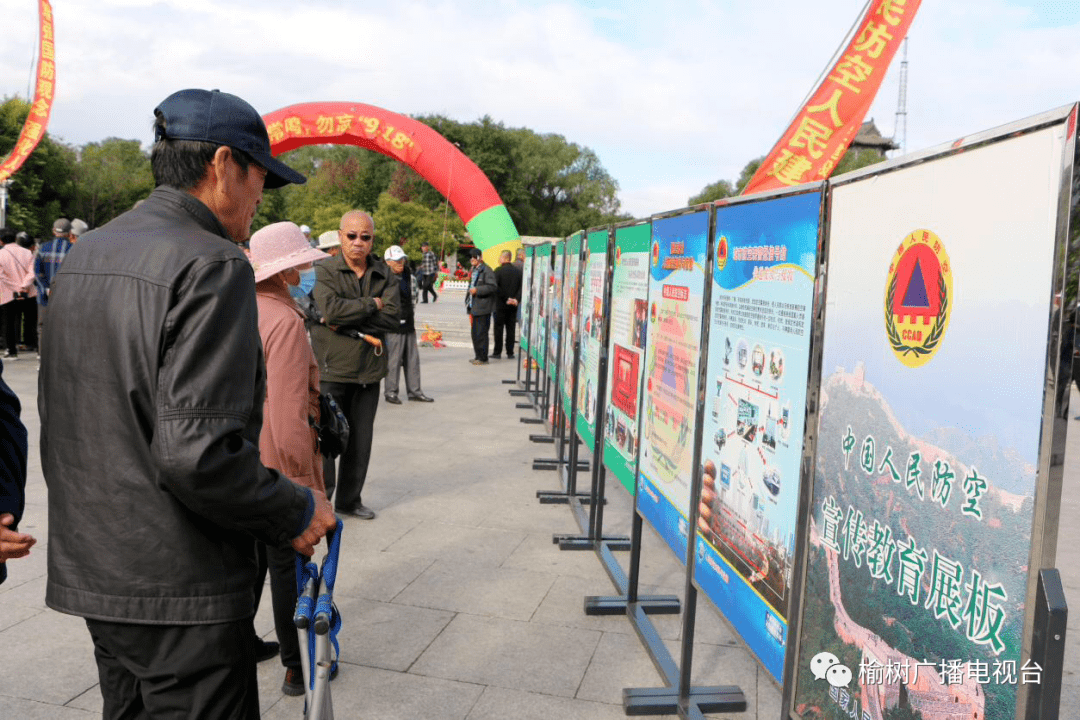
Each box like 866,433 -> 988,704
0,179 -> 10,228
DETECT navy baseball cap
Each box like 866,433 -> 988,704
153,89 -> 306,189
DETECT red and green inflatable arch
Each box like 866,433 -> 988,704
263,102 -> 520,267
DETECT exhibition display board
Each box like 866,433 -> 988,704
786,106 -> 1077,720
530,241 -> 550,372
519,245 -> 534,356
694,187 -> 823,683
636,208 -> 710,563
603,221 -> 652,495
561,232 -> 583,415
575,228 -> 610,449
547,240 -> 565,383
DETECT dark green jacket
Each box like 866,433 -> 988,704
312,253 -> 400,385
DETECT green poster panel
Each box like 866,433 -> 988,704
575,228 -> 610,448
602,221 -> 651,495
560,232 -> 582,416
519,245 -> 533,354
531,242 -> 550,371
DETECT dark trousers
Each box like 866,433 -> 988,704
321,380 -> 380,511
492,305 -> 517,357
471,312 -> 491,361
85,617 -> 259,720
255,541 -> 304,671
420,273 -> 438,303
18,297 -> 36,350
1,301 -> 15,352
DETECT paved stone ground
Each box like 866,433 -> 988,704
0,289 -> 1075,718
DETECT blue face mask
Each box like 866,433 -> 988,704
289,268 -> 317,298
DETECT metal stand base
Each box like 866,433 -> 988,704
520,417 -> 544,425
532,458 -> 589,470
536,491 -> 597,504
622,686 -> 746,718
529,434 -> 555,442
508,388 -> 527,395
584,595 -> 681,615
515,403 -> 533,409
553,534 -> 631,551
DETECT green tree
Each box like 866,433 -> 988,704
372,193 -> 464,264
72,138 -> 154,228
0,96 -> 77,237
416,114 -> 629,236
688,179 -> 735,205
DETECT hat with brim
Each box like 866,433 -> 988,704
317,230 -> 340,250
154,89 -> 306,190
250,222 -> 330,283
384,245 -> 407,261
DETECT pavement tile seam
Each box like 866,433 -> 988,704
401,610 -> 461,675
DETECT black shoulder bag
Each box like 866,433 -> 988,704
313,393 -> 350,459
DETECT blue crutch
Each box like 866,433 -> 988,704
294,519 -> 343,720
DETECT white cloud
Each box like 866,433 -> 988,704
0,0 -> 1077,220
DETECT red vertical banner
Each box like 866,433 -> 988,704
0,0 -> 57,183
741,0 -> 920,195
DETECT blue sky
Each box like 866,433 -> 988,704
1,0 -> 1078,221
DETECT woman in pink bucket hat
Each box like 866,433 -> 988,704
247,221 -> 335,696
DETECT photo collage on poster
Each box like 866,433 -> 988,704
561,232 -> 582,414
547,241 -> 564,382
530,242 -> 549,372
519,245 -> 533,356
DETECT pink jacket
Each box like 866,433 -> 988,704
256,275 -> 324,494
0,244 -> 35,305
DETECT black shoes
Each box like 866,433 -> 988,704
254,639 -> 280,663
470,359 -> 488,365
282,667 -> 304,696
385,394 -> 402,404
338,505 -> 376,520
408,394 -> 434,402
491,354 -> 502,359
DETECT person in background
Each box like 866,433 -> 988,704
382,244 -> 433,404
0,229 -> 34,360
466,248 -> 496,365
33,218 -> 73,341
312,210 -> 399,520
0,358 -> 33,586
492,249 -> 522,360
249,221 -> 331,697
70,219 -> 89,242
418,240 -> 439,303
39,88 -> 336,717
514,247 -> 525,271
13,233 -> 37,355
317,230 -> 341,257
300,224 -> 314,247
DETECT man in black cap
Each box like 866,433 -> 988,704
466,248 -> 496,364
39,89 -> 337,718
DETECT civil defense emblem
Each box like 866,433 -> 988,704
884,229 -> 952,368
716,235 -> 728,272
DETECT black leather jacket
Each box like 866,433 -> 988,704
39,187 -> 313,624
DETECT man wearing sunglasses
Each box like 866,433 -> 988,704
312,210 -> 400,520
